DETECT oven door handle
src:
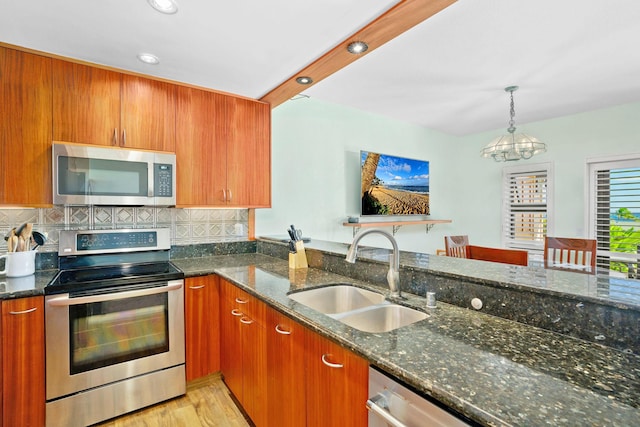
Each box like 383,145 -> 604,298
46,282 -> 183,306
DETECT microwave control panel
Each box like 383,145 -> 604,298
154,163 -> 173,197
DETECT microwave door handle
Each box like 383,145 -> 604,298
46,282 -> 183,306
148,161 -> 155,197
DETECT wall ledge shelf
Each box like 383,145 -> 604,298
343,219 -> 452,236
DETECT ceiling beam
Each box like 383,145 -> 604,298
259,0 -> 457,108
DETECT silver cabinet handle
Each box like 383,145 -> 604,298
366,392 -> 408,427
231,309 -> 243,317
240,316 -> 253,325
9,307 -> 38,315
188,285 -> 206,290
222,189 -> 227,202
321,354 -> 343,368
275,324 -> 291,335
227,189 -> 232,202
113,128 -> 118,145
122,128 -> 126,146
235,297 -> 248,304
47,282 -> 183,306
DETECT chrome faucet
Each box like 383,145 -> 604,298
345,229 -> 401,298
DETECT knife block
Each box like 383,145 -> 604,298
289,241 -> 308,269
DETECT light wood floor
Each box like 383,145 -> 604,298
95,373 -> 251,427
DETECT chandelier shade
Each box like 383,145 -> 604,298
481,86 -> 547,162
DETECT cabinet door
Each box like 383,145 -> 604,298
175,86 -> 228,206
1,296 -> 45,427
266,308 -> 307,427
52,59 -> 121,146
185,275 -> 220,381
240,298 -> 267,427
305,330 -> 368,427
121,74 -> 176,152
219,280 -> 243,400
0,47 -> 52,206
226,98 -> 271,207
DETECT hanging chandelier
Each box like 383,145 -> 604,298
481,86 -> 546,162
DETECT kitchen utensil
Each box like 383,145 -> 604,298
295,229 -> 302,241
21,223 -> 33,251
7,235 -> 18,253
288,240 -> 297,253
290,225 -> 298,241
4,227 -> 16,241
17,236 -> 26,252
31,230 -> 48,250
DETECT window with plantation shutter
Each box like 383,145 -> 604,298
502,163 -> 553,252
588,156 -> 640,278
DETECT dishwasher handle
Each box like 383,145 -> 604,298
367,392 -> 409,427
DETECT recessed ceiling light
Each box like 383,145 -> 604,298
347,41 -> 368,54
296,76 -> 313,85
147,0 -> 178,14
137,53 -> 160,65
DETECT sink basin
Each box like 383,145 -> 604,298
337,304 -> 428,333
288,284 -> 385,314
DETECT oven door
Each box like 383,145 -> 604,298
45,279 -> 185,400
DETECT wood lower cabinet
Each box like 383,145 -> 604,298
52,59 -> 175,151
0,47 -> 52,206
185,276 -> 220,381
1,296 -> 45,427
219,279 -> 267,427
176,86 -> 271,207
305,328 -> 369,427
266,308 -> 307,427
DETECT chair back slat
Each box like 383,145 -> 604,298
444,235 -> 469,258
544,237 -> 597,274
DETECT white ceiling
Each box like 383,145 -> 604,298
2,0 -> 640,136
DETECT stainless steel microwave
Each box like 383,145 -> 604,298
52,142 -> 176,206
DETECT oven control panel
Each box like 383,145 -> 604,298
59,228 -> 171,255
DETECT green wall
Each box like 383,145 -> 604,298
256,98 -> 640,254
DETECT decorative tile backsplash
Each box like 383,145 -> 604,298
0,207 -> 249,252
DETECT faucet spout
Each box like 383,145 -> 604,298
345,228 -> 401,298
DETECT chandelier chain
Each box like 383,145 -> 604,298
508,89 -> 516,134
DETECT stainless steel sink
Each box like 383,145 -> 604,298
288,284 -> 428,333
337,304 -> 428,333
288,284 -> 385,314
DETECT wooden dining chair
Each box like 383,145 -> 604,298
544,237 -> 597,274
468,245 -> 529,266
444,235 -> 469,258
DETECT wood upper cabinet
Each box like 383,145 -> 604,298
176,86 -> 271,207
266,307 -> 307,427
305,330 -> 368,427
1,296 -> 45,427
219,278 -> 267,427
52,59 -> 175,151
185,275 -> 220,381
120,74 -> 176,152
226,97 -> 271,207
0,47 -> 52,206
175,87 -> 228,206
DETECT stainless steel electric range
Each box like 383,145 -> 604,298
44,228 -> 185,427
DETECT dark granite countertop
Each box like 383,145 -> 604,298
172,253 -> 640,427
0,269 -> 57,300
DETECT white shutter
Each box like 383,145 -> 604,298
591,161 -> 640,277
502,163 -> 552,251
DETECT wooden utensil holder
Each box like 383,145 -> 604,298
289,241 -> 308,269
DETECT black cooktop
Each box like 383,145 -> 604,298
46,261 -> 184,295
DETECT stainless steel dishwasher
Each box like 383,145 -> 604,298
368,367 -> 474,427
